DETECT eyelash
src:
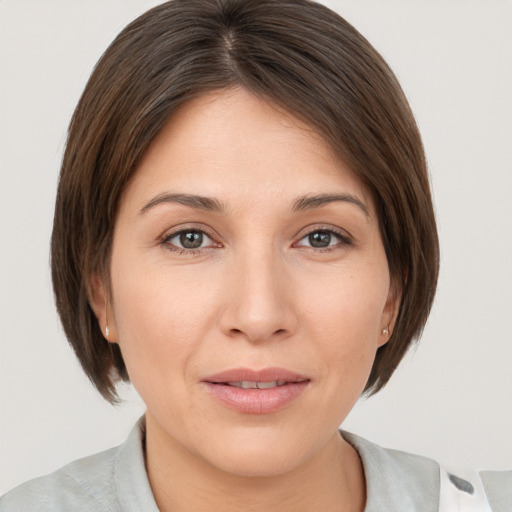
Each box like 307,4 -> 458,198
159,226 -> 352,255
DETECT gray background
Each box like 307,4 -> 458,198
1,0 -> 511,493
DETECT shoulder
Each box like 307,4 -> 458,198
480,470 -> 512,512
0,446 -> 121,512
0,418 -> 158,512
343,431 -> 440,511
342,431 -> 512,512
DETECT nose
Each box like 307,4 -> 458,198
219,247 -> 298,343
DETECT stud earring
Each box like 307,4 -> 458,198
382,328 -> 389,336
105,325 -> 110,338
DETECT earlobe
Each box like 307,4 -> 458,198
89,272 -> 118,342
89,273 -> 106,318
379,281 -> 401,347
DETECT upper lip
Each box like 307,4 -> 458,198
202,367 -> 309,384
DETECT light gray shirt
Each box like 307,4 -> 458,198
1,417 -> 510,511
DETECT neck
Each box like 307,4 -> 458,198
144,416 -> 366,512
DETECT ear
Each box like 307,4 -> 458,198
378,279 -> 401,347
89,272 -> 118,343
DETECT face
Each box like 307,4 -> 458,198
95,88 -> 397,477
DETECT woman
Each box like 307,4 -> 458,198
1,0 -> 510,510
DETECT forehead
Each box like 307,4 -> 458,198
123,87 -> 373,214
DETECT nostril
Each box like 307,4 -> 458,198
228,327 -> 287,339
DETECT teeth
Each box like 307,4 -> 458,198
227,380 -> 287,389
256,381 -> 277,389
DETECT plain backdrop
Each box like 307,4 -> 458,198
1,0 -> 511,495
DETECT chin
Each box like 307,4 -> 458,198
195,425 -> 316,478
211,447 -> 305,478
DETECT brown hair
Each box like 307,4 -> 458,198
51,0 -> 439,403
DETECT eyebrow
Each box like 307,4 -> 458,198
139,191 -> 369,218
139,193 -> 226,215
292,193 -> 369,217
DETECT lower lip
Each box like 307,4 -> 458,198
202,382 -> 309,414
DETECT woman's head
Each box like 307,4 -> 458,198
90,86 -> 399,477
51,0 -> 439,405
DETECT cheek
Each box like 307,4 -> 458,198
302,267 -> 388,340
299,265 -> 389,381
109,260 -> 221,388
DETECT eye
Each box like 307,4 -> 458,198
162,228 -> 218,252
296,229 -> 351,250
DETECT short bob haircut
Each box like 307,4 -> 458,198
51,0 -> 439,403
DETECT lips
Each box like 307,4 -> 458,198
202,367 -> 310,414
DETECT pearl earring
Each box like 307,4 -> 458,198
382,328 -> 389,336
105,325 -> 110,338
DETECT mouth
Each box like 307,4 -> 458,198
221,380 -> 289,389
203,367 -> 309,384
202,368 -> 310,414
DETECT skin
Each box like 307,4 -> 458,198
91,87 -> 399,512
